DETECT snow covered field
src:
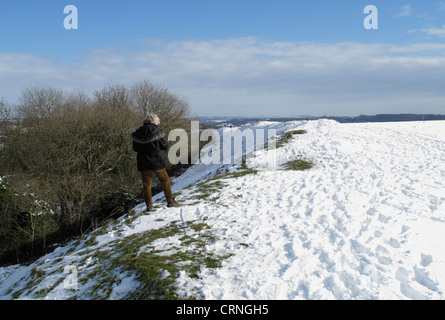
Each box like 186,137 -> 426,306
188,119 -> 445,300
1,119 -> 444,300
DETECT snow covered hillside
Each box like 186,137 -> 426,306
1,119 -> 444,300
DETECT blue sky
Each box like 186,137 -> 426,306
1,1 -> 445,116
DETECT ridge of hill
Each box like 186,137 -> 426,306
1,119 -> 445,300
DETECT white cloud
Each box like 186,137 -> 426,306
1,38 -> 445,116
423,25 -> 445,36
396,5 -> 412,18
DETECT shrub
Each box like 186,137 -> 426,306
0,81 -> 192,265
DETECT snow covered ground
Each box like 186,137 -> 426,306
1,119 -> 444,300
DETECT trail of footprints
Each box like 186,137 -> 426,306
354,207 -> 440,299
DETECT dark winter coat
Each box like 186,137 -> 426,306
131,123 -> 168,171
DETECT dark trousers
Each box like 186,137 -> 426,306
141,169 -> 173,208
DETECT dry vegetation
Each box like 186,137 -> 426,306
0,81 -> 192,265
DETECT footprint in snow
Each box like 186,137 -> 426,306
396,254 -> 438,299
420,254 -> 433,267
375,245 -> 392,265
413,266 -> 438,292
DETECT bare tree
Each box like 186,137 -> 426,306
17,86 -> 64,120
130,80 -> 190,132
0,98 -> 10,131
131,80 -> 159,116
94,84 -> 133,112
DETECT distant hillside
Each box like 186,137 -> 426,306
199,114 -> 445,127
325,114 -> 445,123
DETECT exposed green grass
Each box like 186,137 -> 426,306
282,159 -> 314,171
8,217 -> 229,300
180,163 -> 259,206
111,220 -> 226,300
276,129 -> 307,148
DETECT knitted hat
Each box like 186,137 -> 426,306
143,114 -> 160,126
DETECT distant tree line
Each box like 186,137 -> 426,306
322,114 -> 445,123
0,81 -> 193,265
199,113 -> 445,128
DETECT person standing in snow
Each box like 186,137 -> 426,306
131,114 -> 179,212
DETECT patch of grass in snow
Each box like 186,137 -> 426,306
282,159 -> 314,171
63,220 -> 226,300
275,129 -> 307,148
262,129 -> 314,171
113,220 -> 226,300
8,217 -> 227,300
181,165 -> 258,205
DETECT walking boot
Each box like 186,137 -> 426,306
167,199 -> 179,208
